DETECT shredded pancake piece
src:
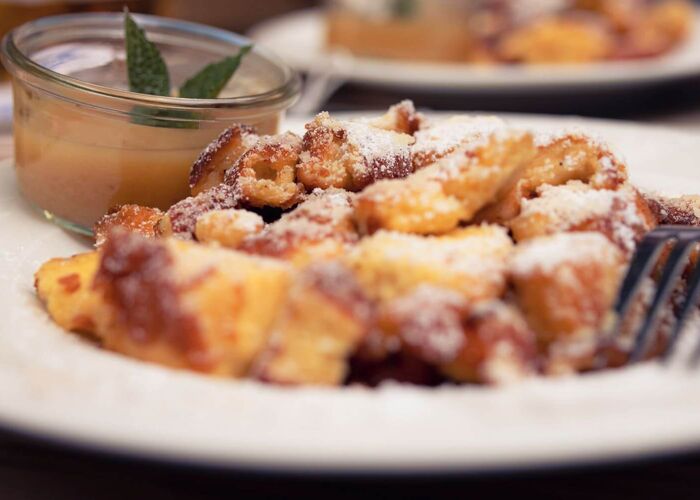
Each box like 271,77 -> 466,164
255,262 -> 372,386
355,130 -> 536,235
644,193 -> 700,226
348,225 -> 513,303
239,188 -> 358,265
510,181 -> 657,254
189,124 -> 259,196
297,112 -> 415,191
363,100 -> 423,136
194,209 -> 265,249
509,231 -> 624,373
412,115 -> 508,169
381,286 -> 538,384
158,183 -> 242,240
94,204 -> 163,248
93,229 -> 290,375
224,132 -> 304,209
476,131 -> 628,223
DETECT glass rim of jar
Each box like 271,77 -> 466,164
0,12 -> 301,111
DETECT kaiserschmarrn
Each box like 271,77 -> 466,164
35,100 -> 698,387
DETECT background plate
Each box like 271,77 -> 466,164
251,9 -> 700,92
1,114 -> 700,475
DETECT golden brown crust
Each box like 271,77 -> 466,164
35,252 -> 102,337
509,182 -> 657,255
255,262 -> 372,385
476,132 -> 628,224
239,188 -> 358,265
509,232 -> 624,373
93,229 -> 290,376
296,112 -> 415,191
194,209 -> 265,249
347,225 -> 513,303
225,132 -> 304,209
355,130 -> 536,235
94,205 -> 163,248
158,183 -> 242,240
189,124 -> 258,196
381,287 -> 537,384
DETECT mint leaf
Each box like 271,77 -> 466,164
125,10 -> 170,96
130,106 -> 200,129
179,45 -> 252,99
393,0 -> 417,18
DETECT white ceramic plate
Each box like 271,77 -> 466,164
250,9 -> 700,92
2,114 -> 700,475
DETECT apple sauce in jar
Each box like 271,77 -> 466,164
1,13 -> 300,233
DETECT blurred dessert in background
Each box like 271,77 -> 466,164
326,0 -> 694,63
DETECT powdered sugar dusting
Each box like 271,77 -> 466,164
239,189 -> 357,257
510,231 -> 620,276
165,183 -> 242,239
362,225 -> 513,278
413,115 -> 507,168
517,182 -> 648,253
388,285 -> 467,363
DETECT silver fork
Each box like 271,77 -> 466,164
599,226 -> 700,367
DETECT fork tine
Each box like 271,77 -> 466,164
629,236 -> 696,363
663,250 -> 700,363
689,327 -> 700,368
594,231 -> 669,369
613,233 -> 669,321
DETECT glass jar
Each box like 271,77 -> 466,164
0,12 -> 300,234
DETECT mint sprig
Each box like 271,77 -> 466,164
179,45 -> 253,99
124,11 -> 253,128
125,10 -> 170,96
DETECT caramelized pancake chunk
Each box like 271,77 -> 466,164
158,183 -> 242,240
189,124 -> 258,195
194,209 -> 265,248
477,131 -> 628,223
348,225 -> 513,303
35,252 -> 102,336
644,193 -> 700,226
356,130 -> 536,235
94,229 -> 290,375
511,181 -> 656,254
239,188 -> 358,265
255,262 -> 372,385
365,100 -> 423,136
412,115 -> 507,169
509,232 -> 624,373
297,112 -> 414,191
614,0 -> 693,58
94,205 -> 163,247
225,132 -> 304,209
382,287 -> 537,384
